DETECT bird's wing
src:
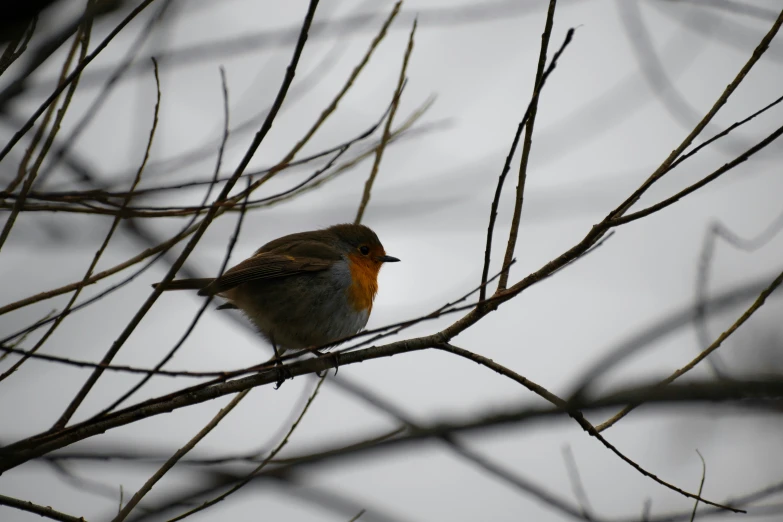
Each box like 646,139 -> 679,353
199,253 -> 335,296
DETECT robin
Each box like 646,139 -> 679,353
153,223 -> 400,360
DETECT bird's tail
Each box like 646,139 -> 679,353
152,278 -> 213,291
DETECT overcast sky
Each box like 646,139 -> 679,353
2,1 -> 783,521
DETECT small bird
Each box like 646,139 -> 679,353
153,224 -> 399,357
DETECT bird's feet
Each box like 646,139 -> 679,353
271,341 -> 292,389
274,359 -> 293,389
314,350 -> 339,378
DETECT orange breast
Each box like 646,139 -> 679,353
346,254 -> 380,313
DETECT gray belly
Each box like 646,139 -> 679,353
225,264 -> 369,351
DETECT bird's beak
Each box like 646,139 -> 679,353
377,254 -> 400,263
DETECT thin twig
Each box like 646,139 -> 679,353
480,25 -> 576,301
355,18 -> 415,223
113,389 -> 251,522
607,122 -> 783,227
497,0 -> 558,292
232,1 -> 403,204
0,308 -> 55,364
44,427 -> 406,466
690,450 -> 707,522
435,343 -> 731,512
167,376 -> 327,521
100,174 -> 253,415
671,92 -> 783,170
0,493 -> 85,522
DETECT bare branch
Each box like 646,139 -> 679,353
480,25 -> 575,301
689,450 -> 707,522
0,493 -> 85,522
606,7 -> 783,221
497,0 -> 558,291
355,18 -> 415,224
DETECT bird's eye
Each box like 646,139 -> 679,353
359,245 -> 370,255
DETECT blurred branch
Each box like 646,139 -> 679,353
593,265 -> 783,430
670,0 -> 781,22
651,0 -> 783,63
0,14 -> 36,75
135,470 -> 412,522
42,427 -> 406,466
0,3 -> 93,250
166,376 -> 325,522
618,0 -> 746,156
694,206 -> 783,377
147,368 -> 597,522
210,378 -> 783,478
0,328 -> 752,514
113,389 -> 251,522
436,343 -> 728,511
334,371 -> 603,521
35,378 -> 783,518
348,509 -> 366,522
26,0 -> 547,94
556,269 -> 780,401
563,445 -> 594,520
0,0 -> 159,164
0,309 -> 54,364
34,0 -> 173,186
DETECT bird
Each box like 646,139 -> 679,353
153,223 -> 400,359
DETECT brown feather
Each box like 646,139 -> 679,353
199,253 -> 334,296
